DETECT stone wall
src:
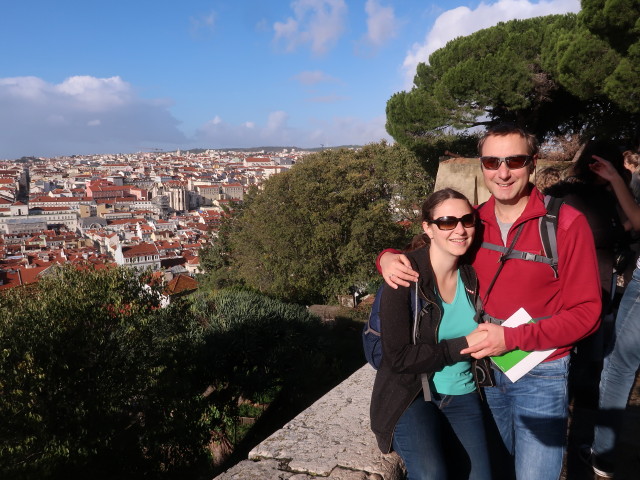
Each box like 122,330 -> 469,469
214,365 -> 404,480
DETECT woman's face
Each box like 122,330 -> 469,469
423,198 -> 475,258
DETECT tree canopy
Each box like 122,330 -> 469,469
202,142 -> 432,304
387,1 -> 640,163
0,266 -> 210,478
1,266 -> 363,478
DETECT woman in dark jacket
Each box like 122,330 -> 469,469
370,188 -> 490,480
545,140 -> 630,312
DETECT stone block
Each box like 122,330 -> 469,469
214,365 -> 404,479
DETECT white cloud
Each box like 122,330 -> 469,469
193,118 -> 259,147
273,0 -> 347,55
305,115 -> 391,147
0,76 -> 187,158
293,70 -> 338,85
55,76 -> 131,110
0,76 -> 48,100
402,0 -> 581,89
47,114 -> 67,126
0,75 -> 389,158
265,111 -> 289,133
363,0 -> 398,47
190,11 -> 217,36
196,112 -> 297,147
194,111 -> 391,149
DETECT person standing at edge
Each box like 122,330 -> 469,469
579,155 -> 640,479
370,189 -> 491,480
378,124 -> 602,480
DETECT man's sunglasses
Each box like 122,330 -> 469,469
480,155 -> 533,170
428,213 -> 476,231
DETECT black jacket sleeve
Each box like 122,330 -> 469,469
379,282 -> 470,375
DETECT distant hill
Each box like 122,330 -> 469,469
183,145 -> 362,154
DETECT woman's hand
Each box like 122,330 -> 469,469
589,155 -> 622,183
465,329 -> 488,350
461,323 -> 507,358
380,252 -> 419,288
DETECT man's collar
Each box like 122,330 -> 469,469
479,184 -> 546,225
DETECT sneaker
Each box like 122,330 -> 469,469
579,445 -> 615,478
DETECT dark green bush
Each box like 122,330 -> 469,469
0,266 -> 210,479
1,271 -> 364,479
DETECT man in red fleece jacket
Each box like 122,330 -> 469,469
378,124 -> 601,480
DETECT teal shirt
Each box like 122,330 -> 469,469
432,271 -> 476,395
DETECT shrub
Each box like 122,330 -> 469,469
0,266 -> 210,479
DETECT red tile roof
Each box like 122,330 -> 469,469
121,242 -> 159,258
164,274 -> 198,295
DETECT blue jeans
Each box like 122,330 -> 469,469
484,356 -> 569,480
593,267 -> 640,463
392,392 -> 491,480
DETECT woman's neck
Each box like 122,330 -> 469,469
429,248 -> 459,303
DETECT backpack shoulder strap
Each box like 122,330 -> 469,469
480,195 -> 563,278
408,250 -> 431,401
363,284 -> 384,336
540,195 -> 563,278
410,280 -> 420,344
408,252 -> 425,334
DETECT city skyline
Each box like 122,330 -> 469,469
1,0 -> 580,159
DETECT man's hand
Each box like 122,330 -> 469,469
460,323 -> 507,359
465,329 -> 488,349
380,252 -> 418,289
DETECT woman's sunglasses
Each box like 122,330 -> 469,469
480,154 -> 533,170
428,213 -> 476,231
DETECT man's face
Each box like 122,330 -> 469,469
480,133 -> 534,205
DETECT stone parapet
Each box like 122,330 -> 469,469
214,365 -> 404,480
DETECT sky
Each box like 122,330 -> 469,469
0,0 -> 581,159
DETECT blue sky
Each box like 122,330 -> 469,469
0,0 -> 580,159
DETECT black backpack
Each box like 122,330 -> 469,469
479,195 -> 564,278
362,281 -> 423,369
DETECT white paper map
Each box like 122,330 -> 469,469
490,307 -> 556,383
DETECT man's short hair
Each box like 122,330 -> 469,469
477,123 -> 539,156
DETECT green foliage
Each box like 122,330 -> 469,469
387,8 -> 640,152
0,266 -> 210,479
1,266 -> 368,479
604,41 -> 640,113
385,89 -> 481,172
202,142 -> 432,304
580,0 -> 640,53
193,289 -> 326,397
198,199 -> 247,290
189,287 -> 365,464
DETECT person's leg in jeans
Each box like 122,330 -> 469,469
513,356 -> 569,480
593,268 -> 640,465
438,392 -> 492,480
484,370 -> 515,455
485,356 -> 569,480
392,396 -> 446,480
484,368 -> 516,479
